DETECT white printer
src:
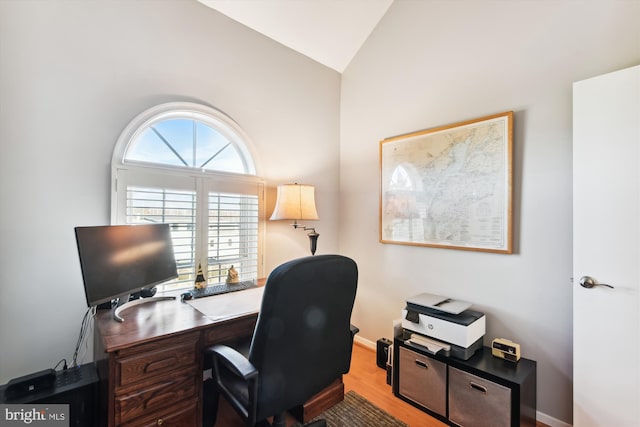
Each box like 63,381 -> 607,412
401,292 -> 485,360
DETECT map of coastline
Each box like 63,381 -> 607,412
381,118 -> 509,251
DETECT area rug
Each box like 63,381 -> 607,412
297,391 -> 408,427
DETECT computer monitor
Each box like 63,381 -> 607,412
74,223 -> 178,321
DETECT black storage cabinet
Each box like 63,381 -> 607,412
393,334 -> 536,427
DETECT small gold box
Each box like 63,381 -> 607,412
491,338 -> 521,362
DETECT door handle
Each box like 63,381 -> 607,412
579,276 -> 614,289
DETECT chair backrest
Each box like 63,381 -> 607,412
248,254 -> 358,421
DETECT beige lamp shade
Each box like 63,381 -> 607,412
270,184 -> 319,221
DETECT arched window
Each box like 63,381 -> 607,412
111,102 -> 264,292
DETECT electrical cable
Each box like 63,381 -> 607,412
71,306 -> 95,368
54,358 -> 68,370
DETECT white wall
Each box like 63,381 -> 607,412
340,1 -> 639,425
2,1 -> 639,425
0,0 -> 340,384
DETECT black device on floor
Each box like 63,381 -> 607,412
3,368 -> 56,400
377,337 -> 392,369
1,363 -> 99,427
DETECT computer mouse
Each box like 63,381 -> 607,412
180,292 -> 193,302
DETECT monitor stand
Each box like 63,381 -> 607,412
112,295 -> 176,322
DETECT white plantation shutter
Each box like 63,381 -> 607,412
113,166 -> 264,292
206,192 -> 259,284
125,186 -> 198,290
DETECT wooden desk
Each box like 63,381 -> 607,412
93,285 -> 344,427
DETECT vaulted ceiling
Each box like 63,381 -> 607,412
197,0 -> 394,73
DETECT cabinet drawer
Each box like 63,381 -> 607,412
116,334 -> 199,388
115,367 -> 198,425
398,346 -> 447,416
120,398 -> 198,427
449,367 -> 511,427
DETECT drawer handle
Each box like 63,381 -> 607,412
145,357 -> 178,373
469,382 -> 487,393
156,418 -> 164,425
414,359 -> 429,369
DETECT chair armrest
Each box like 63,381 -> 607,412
205,344 -> 258,381
205,344 -> 259,425
350,324 -> 360,338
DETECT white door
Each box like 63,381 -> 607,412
573,65 -> 640,426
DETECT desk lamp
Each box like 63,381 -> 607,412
270,183 -> 320,255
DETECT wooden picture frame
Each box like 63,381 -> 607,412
379,111 -> 513,253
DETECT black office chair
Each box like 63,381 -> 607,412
203,254 -> 359,427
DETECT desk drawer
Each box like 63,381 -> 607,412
398,346 -> 447,416
120,398 -> 197,427
204,315 -> 256,346
115,367 -> 198,425
116,333 -> 199,388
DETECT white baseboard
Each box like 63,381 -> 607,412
354,335 -> 376,350
537,411 -> 572,427
353,335 -> 572,427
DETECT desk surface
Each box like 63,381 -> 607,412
95,279 -> 265,353
186,286 -> 264,321
93,278 -> 343,425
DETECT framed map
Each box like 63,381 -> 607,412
380,111 -> 513,253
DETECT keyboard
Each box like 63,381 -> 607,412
189,280 -> 257,299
